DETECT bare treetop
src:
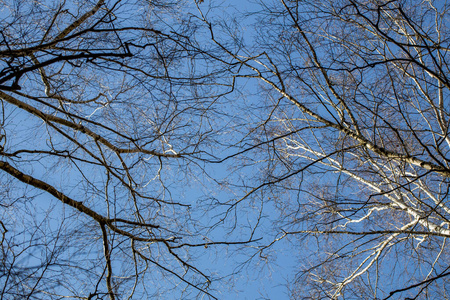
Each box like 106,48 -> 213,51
1,0 -> 450,299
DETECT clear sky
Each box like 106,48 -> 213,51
2,0 -> 448,299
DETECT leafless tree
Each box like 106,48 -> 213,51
193,0 -> 450,298
0,0 -> 258,299
3,0 -> 450,299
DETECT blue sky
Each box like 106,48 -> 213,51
2,0 -> 449,299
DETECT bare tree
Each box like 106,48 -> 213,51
193,0 -> 450,298
0,0 -> 257,299
3,0 -> 450,299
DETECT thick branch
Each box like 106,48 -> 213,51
0,91 -> 182,158
0,160 -> 165,242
